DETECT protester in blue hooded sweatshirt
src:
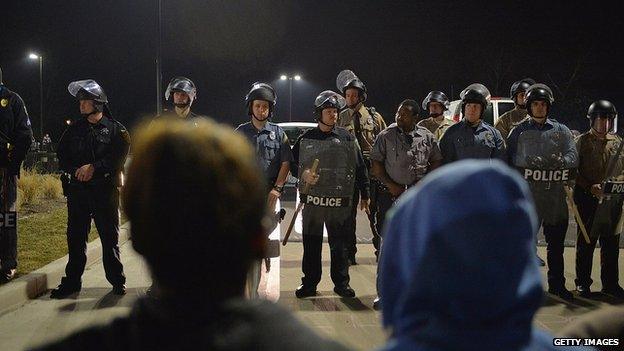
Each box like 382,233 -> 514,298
378,159 -> 592,351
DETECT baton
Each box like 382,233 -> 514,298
283,159 -> 319,246
564,185 -> 591,244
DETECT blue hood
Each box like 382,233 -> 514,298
379,160 -> 559,350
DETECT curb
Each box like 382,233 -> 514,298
0,222 -> 131,316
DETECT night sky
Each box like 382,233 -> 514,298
1,0 -> 622,140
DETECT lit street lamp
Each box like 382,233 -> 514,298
279,74 -> 302,122
28,53 -> 44,139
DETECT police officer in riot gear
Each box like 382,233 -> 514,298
573,100 -> 624,299
370,99 -> 442,309
336,70 -> 386,265
163,76 -> 204,120
507,83 -> 578,300
236,82 -> 293,298
495,78 -> 535,140
51,80 -> 130,298
439,83 -> 505,164
417,91 -> 455,140
498,79 -> 545,266
0,67 -> 33,283
292,90 -> 370,298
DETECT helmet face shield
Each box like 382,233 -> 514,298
587,100 -> 618,134
68,79 -> 108,103
592,116 -> 615,134
315,90 -> 346,111
165,77 -> 196,101
525,84 -> 554,117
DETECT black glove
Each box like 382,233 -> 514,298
527,155 -> 545,168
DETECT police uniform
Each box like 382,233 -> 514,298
573,131 -> 623,294
338,103 -> 386,262
56,114 -> 130,290
0,84 -> 33,281
439,120 -> 506,164
507,118 -> 578,293
370,124 -> 441,251
291,126 -> 370,293
236,122 -> 293,187
494,107 -> 529,140
417,116 -> 455,141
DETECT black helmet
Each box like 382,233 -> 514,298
68,79 -> 108,103
68,79 -> 110,115
510,78 -> 536,100
314,90 -> 346,118
342,77 -> 367,102
422,91 -> 450,111
245,82 -> 276,117
587,100 -> 618,134
525,84 -> 554,117
587,100 -> 617,120
460,83 -> 490,118
165,76 -> 197,102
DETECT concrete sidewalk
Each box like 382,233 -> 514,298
1,235 -> 623,350
0,223 -> 131,316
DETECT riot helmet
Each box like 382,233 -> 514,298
165,77 -> 197,107
460,83 -> 490,119
245,82 -> 276,121
525,84 -> 554,118
510,78 -> 535,107
68,79 -> 109,115
336,69 -> 367,104
422,91 -> 450,117
314,90 -> 346,127
587,100 -> 617,134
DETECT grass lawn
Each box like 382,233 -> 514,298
16,200 -> 98,277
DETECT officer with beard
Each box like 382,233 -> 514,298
0,67 -> 33,283
236,82 -> 293,298
417,91 -> 455,140
507,83 -> 578,300
291,90 -> 370,298
51,80 -> 130,298
573,100 -> 624,299
495,78 -> 535,140
439,83 -> 505,164
162,76 -> 205,121
337,72 -> 386,265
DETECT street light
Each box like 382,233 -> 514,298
28,52 -> 44,139
279,74 -> 302,122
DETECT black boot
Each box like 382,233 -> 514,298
0,269 -> 16,284
602,285 -> 624,299
112,284 -> 126,295
50,277 -> 81,299
334,285 -> 355,298
548,286 -> 574,301
576,285 -> 592,298
295,285 -> 317,298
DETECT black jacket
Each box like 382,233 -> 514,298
57,115 -> 130,184
0,85 -> 33,175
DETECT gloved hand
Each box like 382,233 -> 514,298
550,154 -> 566,169
527,155 -> 545,168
